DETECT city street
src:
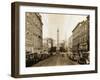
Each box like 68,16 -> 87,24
32,53 -> 78,67
25,12 -> 89,67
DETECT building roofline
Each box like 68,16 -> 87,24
35,13 -> 43,25
72,22 -> 81,32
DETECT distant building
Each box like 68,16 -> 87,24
59,40 -> 66,52
68,35 -> 73,52
25,12 -> 43,54
59,41 -> 65,48
72,16 -> 89,54
43,38 -> 54,51
43,39 -> 48,51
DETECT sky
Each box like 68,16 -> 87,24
41,13 -> 87,42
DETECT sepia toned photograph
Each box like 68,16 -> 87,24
25,12 -> 90,67
11,2 -> 97,77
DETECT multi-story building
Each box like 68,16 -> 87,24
68,35 -> 73,52
25,12 -> 43,54
72,16 -> 89,55
43,38 -> 54,51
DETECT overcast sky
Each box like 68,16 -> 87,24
41,13 -> 87,42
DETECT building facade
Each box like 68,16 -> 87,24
68,35 -> 73,52
43,38 -> 54,51
72,16 -> 89,55
25,12 -> 43,54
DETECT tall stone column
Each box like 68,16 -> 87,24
57,28 -> 60,51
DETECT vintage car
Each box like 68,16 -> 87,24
68,52 -> 79,61
78,57 -> 87,64
78,51 -> 90,64
26,52 -> 34,67
40,50 -> 50,60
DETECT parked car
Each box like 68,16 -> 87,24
69,52 -> 79,61
78,57 -> 87,64
26,52 -> 34,67
73,53 -> 79,61
78,52 -> 90,64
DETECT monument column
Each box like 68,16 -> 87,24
57,28 -> 60,52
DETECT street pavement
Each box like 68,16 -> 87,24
32,53 -> 78,67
